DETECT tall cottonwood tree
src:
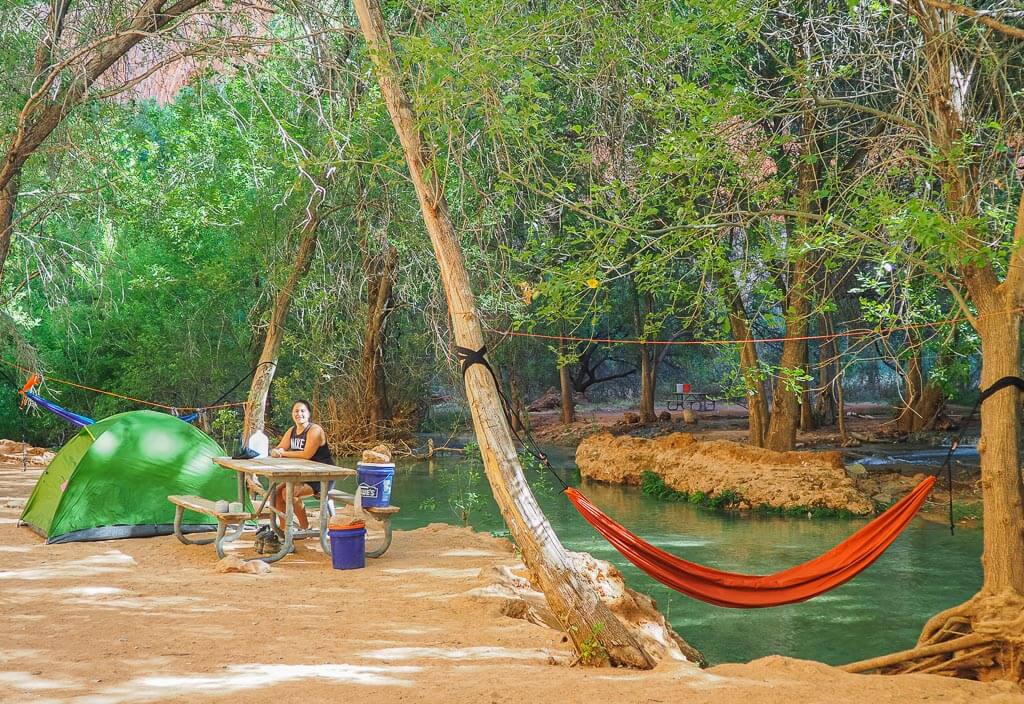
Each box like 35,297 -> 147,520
830,2 -> 1024,679
0,0 -> 220,284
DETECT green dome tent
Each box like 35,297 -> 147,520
20,410 -> 238,543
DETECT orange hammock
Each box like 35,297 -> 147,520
566,475 -> 936,608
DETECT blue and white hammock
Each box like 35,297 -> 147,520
23,390 -> 197,426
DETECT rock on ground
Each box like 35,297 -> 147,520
216,555 -> 271,575
576,432 -> 874,514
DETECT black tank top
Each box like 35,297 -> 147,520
288,424 -> 334,465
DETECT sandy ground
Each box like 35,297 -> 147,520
1,460 -> 1021,704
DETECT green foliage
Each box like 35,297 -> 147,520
210,409 -> 244,453
2,0 -> 1020,450
640,471 -> 741,511
575,621 -> 608,666
640,471 -> 855,517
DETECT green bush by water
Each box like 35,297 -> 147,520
640,471 -> 856,518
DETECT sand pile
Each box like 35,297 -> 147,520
576,432 -> 874,514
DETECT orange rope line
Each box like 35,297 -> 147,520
0,358 -> 247,412
4,305 -> 1019,408
488,306 -> 1024,347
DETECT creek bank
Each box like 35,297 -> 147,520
576,432 -> 875,515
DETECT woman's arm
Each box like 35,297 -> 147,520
274,425 -> 326,460
269,428 -> 292,458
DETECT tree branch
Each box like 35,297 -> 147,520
920,0 -> 1024,40
812,97 -> 917,130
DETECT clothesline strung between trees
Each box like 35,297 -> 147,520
485,304 -> 1024,348
4,303 -> 1015,414
0,358 -> 249,414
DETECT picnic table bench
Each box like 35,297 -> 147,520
328,489 -> 401,558
168,494 -> 252,558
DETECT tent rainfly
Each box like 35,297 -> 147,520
20,410 -> 237,543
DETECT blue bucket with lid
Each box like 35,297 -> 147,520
329,522 -> 366,570
356,462 -> 394,508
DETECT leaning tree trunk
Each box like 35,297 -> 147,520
242,208 -> 322,440
353,0 -> 655,668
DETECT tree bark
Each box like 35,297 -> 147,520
765,256 -> 811,451
558,341 -> 576,425
242,205 -> 322,440
361,241 -> 398,439
885,6 -> 1024,678
630,282 -> 657,423
719,266 -> 768,446
353,0 -> 655,668
894,340 -> 944,433
970,303 -> 1024,594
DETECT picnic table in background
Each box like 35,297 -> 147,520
666,383 -> 716,412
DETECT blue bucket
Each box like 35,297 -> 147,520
329,524 -> 366,570
356,462 -> 394,508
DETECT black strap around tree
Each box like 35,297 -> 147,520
940,375 -> 1024,535
453,344 -> 568,491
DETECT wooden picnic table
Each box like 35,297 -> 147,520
198,457 -> 355,563
666,391 -> 716,413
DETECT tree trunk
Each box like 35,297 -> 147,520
638,344 -> 656,423
0,177 -> 19,282
720,268 -> 768,446
972,304 -> 1024,594
558,341 -> 576,425
353,0 -> 656,668
860,9 -> 1024,679
242,208 -> 322,440
631,283 -> 657,423
800,371 -> 816,432
361,241 -> 398,440
766,68 -> 820,451
894,328 -> 949,433
814,314 -> 838,426
510,371 -> 530,433
765,258 -> 811,451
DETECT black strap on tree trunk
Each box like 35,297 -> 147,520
453,344 -> 568,491
940,375 -> 1024,535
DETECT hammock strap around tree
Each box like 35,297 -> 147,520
566,475 -> 936,608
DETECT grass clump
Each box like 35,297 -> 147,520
640,471 -> 741,511
640,470 -> 856,518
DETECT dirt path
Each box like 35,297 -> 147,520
1,462 -> 1020,704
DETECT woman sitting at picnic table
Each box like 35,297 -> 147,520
266,399 -> 335,531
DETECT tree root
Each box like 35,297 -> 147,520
842,593 -> 1024,681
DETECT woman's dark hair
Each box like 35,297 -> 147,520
293,399 -> 314,418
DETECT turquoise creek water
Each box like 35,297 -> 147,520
372,448 -> 982,667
